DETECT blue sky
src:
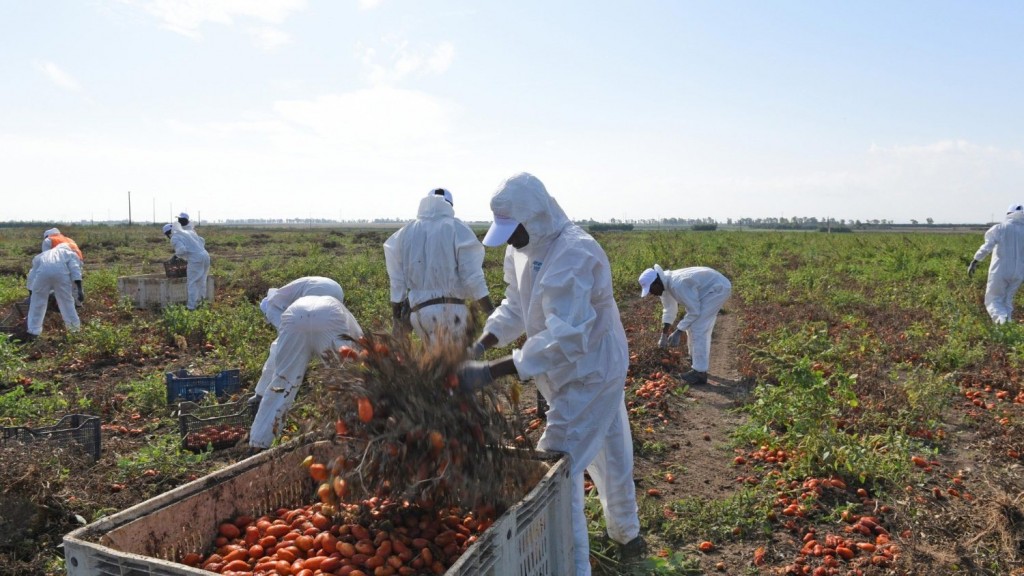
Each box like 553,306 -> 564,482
2,1 -> 1022,224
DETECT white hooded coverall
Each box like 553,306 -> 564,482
169,223 -> 210,310
656,265 -> 732,372
26,244 -> 83,336
974,210 -> 1024,324
383,194 -> 489,344
256,277 -> 347,401
482,173 -> 639,575
249,295 -> 363,449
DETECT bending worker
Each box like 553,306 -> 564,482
460,172 -> 642,573
249,294 -> 363,450
163,220 -> 210,311
638,264 -> 732,385
250,276 -> 347,407
383,188 -> 493,345
26,243 -> 84,339
968,203 -> 1024,324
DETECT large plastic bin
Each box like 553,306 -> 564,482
165,369 -> 241,404
117,273 -> 215,309
1,414 -> 101,461
63,439 -> 574,576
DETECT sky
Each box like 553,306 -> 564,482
2,1 -> 1023,225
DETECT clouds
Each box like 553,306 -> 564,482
358,38 -> 456,87
121,0 -> 305,49
35,61 -> 81,92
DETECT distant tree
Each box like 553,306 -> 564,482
926,217 -> 934,225
910,219 -> 919,225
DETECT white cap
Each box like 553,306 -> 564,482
178,212 -> 189,220
482,214 -> 520,247
162,223 -> 173,234
638,268 -> 659,297
43,228 -> 60,238
428,188 -> 453,206
1008,204 -> 1023,214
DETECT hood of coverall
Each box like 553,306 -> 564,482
1008,204 -> 1024,220
488,173 -> 570,258
416,194 -> 456,221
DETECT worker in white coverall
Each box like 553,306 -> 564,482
969,203 -> 1024,324
26,244 -> 84,338
249,294 -> 363,449
248,277 -> 347,409
638,264 -> 732,385
163,221 -> 210,310
459,173 -> 642,574
383,188 -> 493,345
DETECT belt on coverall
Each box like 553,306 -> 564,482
410,297 -> 465,313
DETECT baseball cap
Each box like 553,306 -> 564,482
429,188 -> 453,206
638,268 -> 659,297
43,228 -> 60,238
177,212 -> 189,220
482,214 -> 520,247
1008,204 -> 1023,214
162,223 -> 173,234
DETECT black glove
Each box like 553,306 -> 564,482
667,329 -> 684,347
968,260 -> 979,277
657,333 -> 669,348
77,288 -> 85,303
247,394 -> 263,409
457,361 -> 495,392
467,340 -> 487,360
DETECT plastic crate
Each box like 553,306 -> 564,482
177,400 -> 255,452
116,274 -> 215,309
63,440 -> 574,576
1,414 -> 101,461
163,257 -> 188,279
165,369 -> 241,404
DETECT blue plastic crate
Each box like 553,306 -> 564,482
1,414 -> 101,461
165,369 -> 241,404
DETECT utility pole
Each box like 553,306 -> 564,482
128,191 -> 132,226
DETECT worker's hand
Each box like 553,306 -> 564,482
968,259 -> 979,277
657,333 -> 669,348
467,340 -> 487,360
457,361 -> 494,392
76,287 -> 85,304
247,394 -> 263,409
667,329 -> 684,347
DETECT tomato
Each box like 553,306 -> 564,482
357,397 -> 374,423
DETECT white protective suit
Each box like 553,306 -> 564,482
655,265 -> 732,372
383,193 -> 489,344
249,295 -> 363,449
973,210 -> 1024,323
169,222 -> 211,310
259,277 -> 345,330
26,244 -> 83,336
256,277 -> 347,400
482,173 -> 639,575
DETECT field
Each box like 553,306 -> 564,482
2,224 -> 1024,575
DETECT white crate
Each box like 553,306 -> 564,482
116,274 -> 215,309
63,440 -> 574,576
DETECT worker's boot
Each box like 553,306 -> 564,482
680,369 -> 708,385
618,535 -> 647,562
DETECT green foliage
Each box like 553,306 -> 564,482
654,488 -> 774,544
0,381 -> 70,424
70,319 -> 138,360
0,336 -> 26,384
120,374 -> 168,417
115,433 -> 208,481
